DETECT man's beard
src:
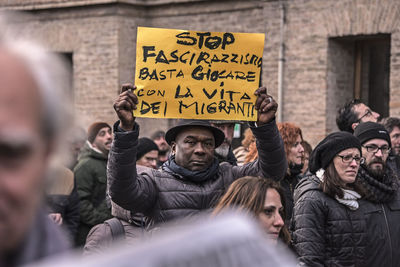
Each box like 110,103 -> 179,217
215,143 -> 230,158
366,158 -> 386,179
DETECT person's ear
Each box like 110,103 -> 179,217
171,142 -> 176,154
352,122 -> 359,131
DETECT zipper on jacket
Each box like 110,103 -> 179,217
382,204 -> 393,266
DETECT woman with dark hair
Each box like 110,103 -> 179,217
245,122 -> 304,223
291,132 -> 367,266
214,176 -> 290,245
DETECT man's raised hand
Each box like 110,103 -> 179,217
113,83 -> 138,131
254,87 -> 277,126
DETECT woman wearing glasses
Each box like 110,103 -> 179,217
291,132 -> 367,266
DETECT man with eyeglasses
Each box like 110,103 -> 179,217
336,99 -> 380,133
354,122 -> 400,267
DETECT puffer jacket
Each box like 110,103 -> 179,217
108,120 -> 287,224
357,165 -> 400,267
74,142 -> 112,245
291,175 -> 366,267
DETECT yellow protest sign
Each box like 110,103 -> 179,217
134,27 -> 265,121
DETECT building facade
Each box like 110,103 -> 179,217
3,0 -> 400,145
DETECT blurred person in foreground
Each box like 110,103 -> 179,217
0,15 -> 71,266
31,213 -> 297,267
108,84 -> 287,225
213,176 -> 290,245
245,122 -> 304,223
291,132 -> 367,266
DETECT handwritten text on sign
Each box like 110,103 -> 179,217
134,27 -> 265,121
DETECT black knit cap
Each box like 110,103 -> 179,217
353,121 -> 392,147
137,137 -> 159,160
309,131 -> 361,174
165,119 -> 225,148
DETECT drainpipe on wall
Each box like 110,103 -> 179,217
277,1 -> 286,122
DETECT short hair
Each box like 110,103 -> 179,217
381,117 -> 400,134
0,13 -> 71,142
213,176 -> 290,244
277,122 -> 303,160
336,99 -> 363,133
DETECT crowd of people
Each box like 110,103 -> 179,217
3,15 -> 400,267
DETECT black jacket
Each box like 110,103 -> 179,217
108,120 -> 287,224
280,163 -> 303,224
358,165 -> 400,267
291,175 -> 366,267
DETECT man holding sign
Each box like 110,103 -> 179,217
108,84 -> 287,224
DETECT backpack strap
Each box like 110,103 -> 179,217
104,217 -> 125,241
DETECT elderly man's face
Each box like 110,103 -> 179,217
0,50 -> 50,252
172,127 -> 215,171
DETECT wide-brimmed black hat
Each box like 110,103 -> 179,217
165,119 -> 225,148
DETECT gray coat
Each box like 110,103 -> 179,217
108,120 -> 287,224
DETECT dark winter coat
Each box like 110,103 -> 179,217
108,120 -> 287,224
280,163 -> 303,224
74,142 -> 112,245
291,175 -> 367,267
2,209 -> 70,267
357,165 -> 400,267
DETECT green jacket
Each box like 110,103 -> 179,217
74,142 -> 111,245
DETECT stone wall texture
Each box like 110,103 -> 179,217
2,0 -> 400,146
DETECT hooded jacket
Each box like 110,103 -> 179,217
108,120 -> 287,224
74,142 -> 112,245
291,175 -> 366,267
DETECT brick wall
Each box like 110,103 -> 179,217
3,0 -> 400,145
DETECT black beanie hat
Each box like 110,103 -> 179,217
87,122 -> 111,144
137,137 -> 159,160
353,121 -> 392,147
309,131 -> 361,174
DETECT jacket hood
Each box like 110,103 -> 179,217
293,174 -> 321,203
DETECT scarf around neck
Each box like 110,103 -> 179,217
316,169 -> 361,210
163,155 -> 220,183
357,165 -> 398,203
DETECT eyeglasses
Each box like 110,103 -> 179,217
362,145 -> 391,154
336,155 -> 365,164
357,110 -> 372,123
